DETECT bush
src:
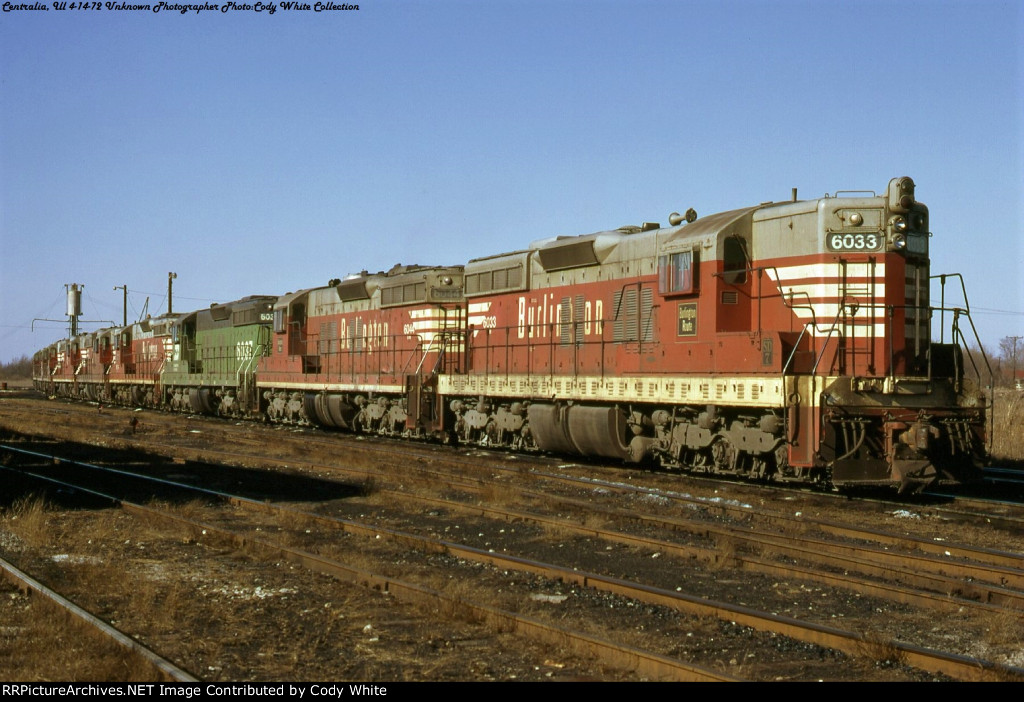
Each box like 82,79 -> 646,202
0,355 -> 32,380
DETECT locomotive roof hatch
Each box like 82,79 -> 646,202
135,312 -> 180,335
379,264 -> 465,308
274,288 -> 311,312
465,250 -> 530,297
335,275 -> 380,302
530,232 -> 625,272
658,206 -> 759,249
309,274 -> 386,315
198,296 -> 276,329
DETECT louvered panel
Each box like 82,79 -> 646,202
613,289 -> 638,342
574,294 -> 585,346
613,291 -> 624,342
559,297 -> 572,345
624,289 -> 638,339
641,287 -> 654,342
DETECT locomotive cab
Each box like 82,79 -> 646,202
755,178 -> 987,489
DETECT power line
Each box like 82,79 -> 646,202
129,289 -> 221,303
972,306 -> 1024,316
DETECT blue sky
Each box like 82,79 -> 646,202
1,0 -> 1021,363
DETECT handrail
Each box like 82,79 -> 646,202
236,342 -> 267,406
811,305 -> 848,376
932,272 -> 972,343
781,324 -> 811,376
944,305 -> 995,452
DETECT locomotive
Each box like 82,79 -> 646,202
32,177 -> 990,490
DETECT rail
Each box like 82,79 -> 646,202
0,553 -> 197,681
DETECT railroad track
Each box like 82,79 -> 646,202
5,394 -> 1024,518
9,421 -> 1023,610
0,554 -> 197,681
2,438 -> 1023,681
9,398 -> 1023,541
3,396 -> 1024,679
1,446 -> 732,682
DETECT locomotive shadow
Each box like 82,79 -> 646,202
0,436 -> 363,512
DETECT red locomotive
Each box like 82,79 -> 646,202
34,177 -> 989,490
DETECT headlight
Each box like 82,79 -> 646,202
891,216 -> 908,233
893,234 -> 907,250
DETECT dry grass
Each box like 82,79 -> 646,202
578,512 -> 609,531
852,632 -> 907,669
267,513 -> 326,550
429,578 -> 517,635
0,503 -> 189,681
4,494 -> 53,549
161,498 -> 215,522
357,475 -> 380,497
477,482 -> 516,507
710,536 -> 741,571
128,575 -> 192,633
981,607 -> 1024,647
0,586 -> 161,681
535,521 -> 582,544
512,462 -> 540,486
61,509 -> 125,551
437,578 -> 483,623
991,389 -> 1024,464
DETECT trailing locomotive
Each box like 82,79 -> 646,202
32,177 -> 990,490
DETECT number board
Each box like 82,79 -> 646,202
826,232 -> 883,252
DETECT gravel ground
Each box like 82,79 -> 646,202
1,395 -> 1022,682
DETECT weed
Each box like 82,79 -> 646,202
981,608 -> 1024,647
853,632 -> 907,669
5,494 -> 52,548
358,476 -> 379,497
275,508 -> 317,534
710,536 -> 740,571
992,389 -> 1024,464
478,482 -> 516,507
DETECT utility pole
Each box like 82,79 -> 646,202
1011,336 -> 1023,388
113,284 -> 127,326
168,272 -> 177,315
